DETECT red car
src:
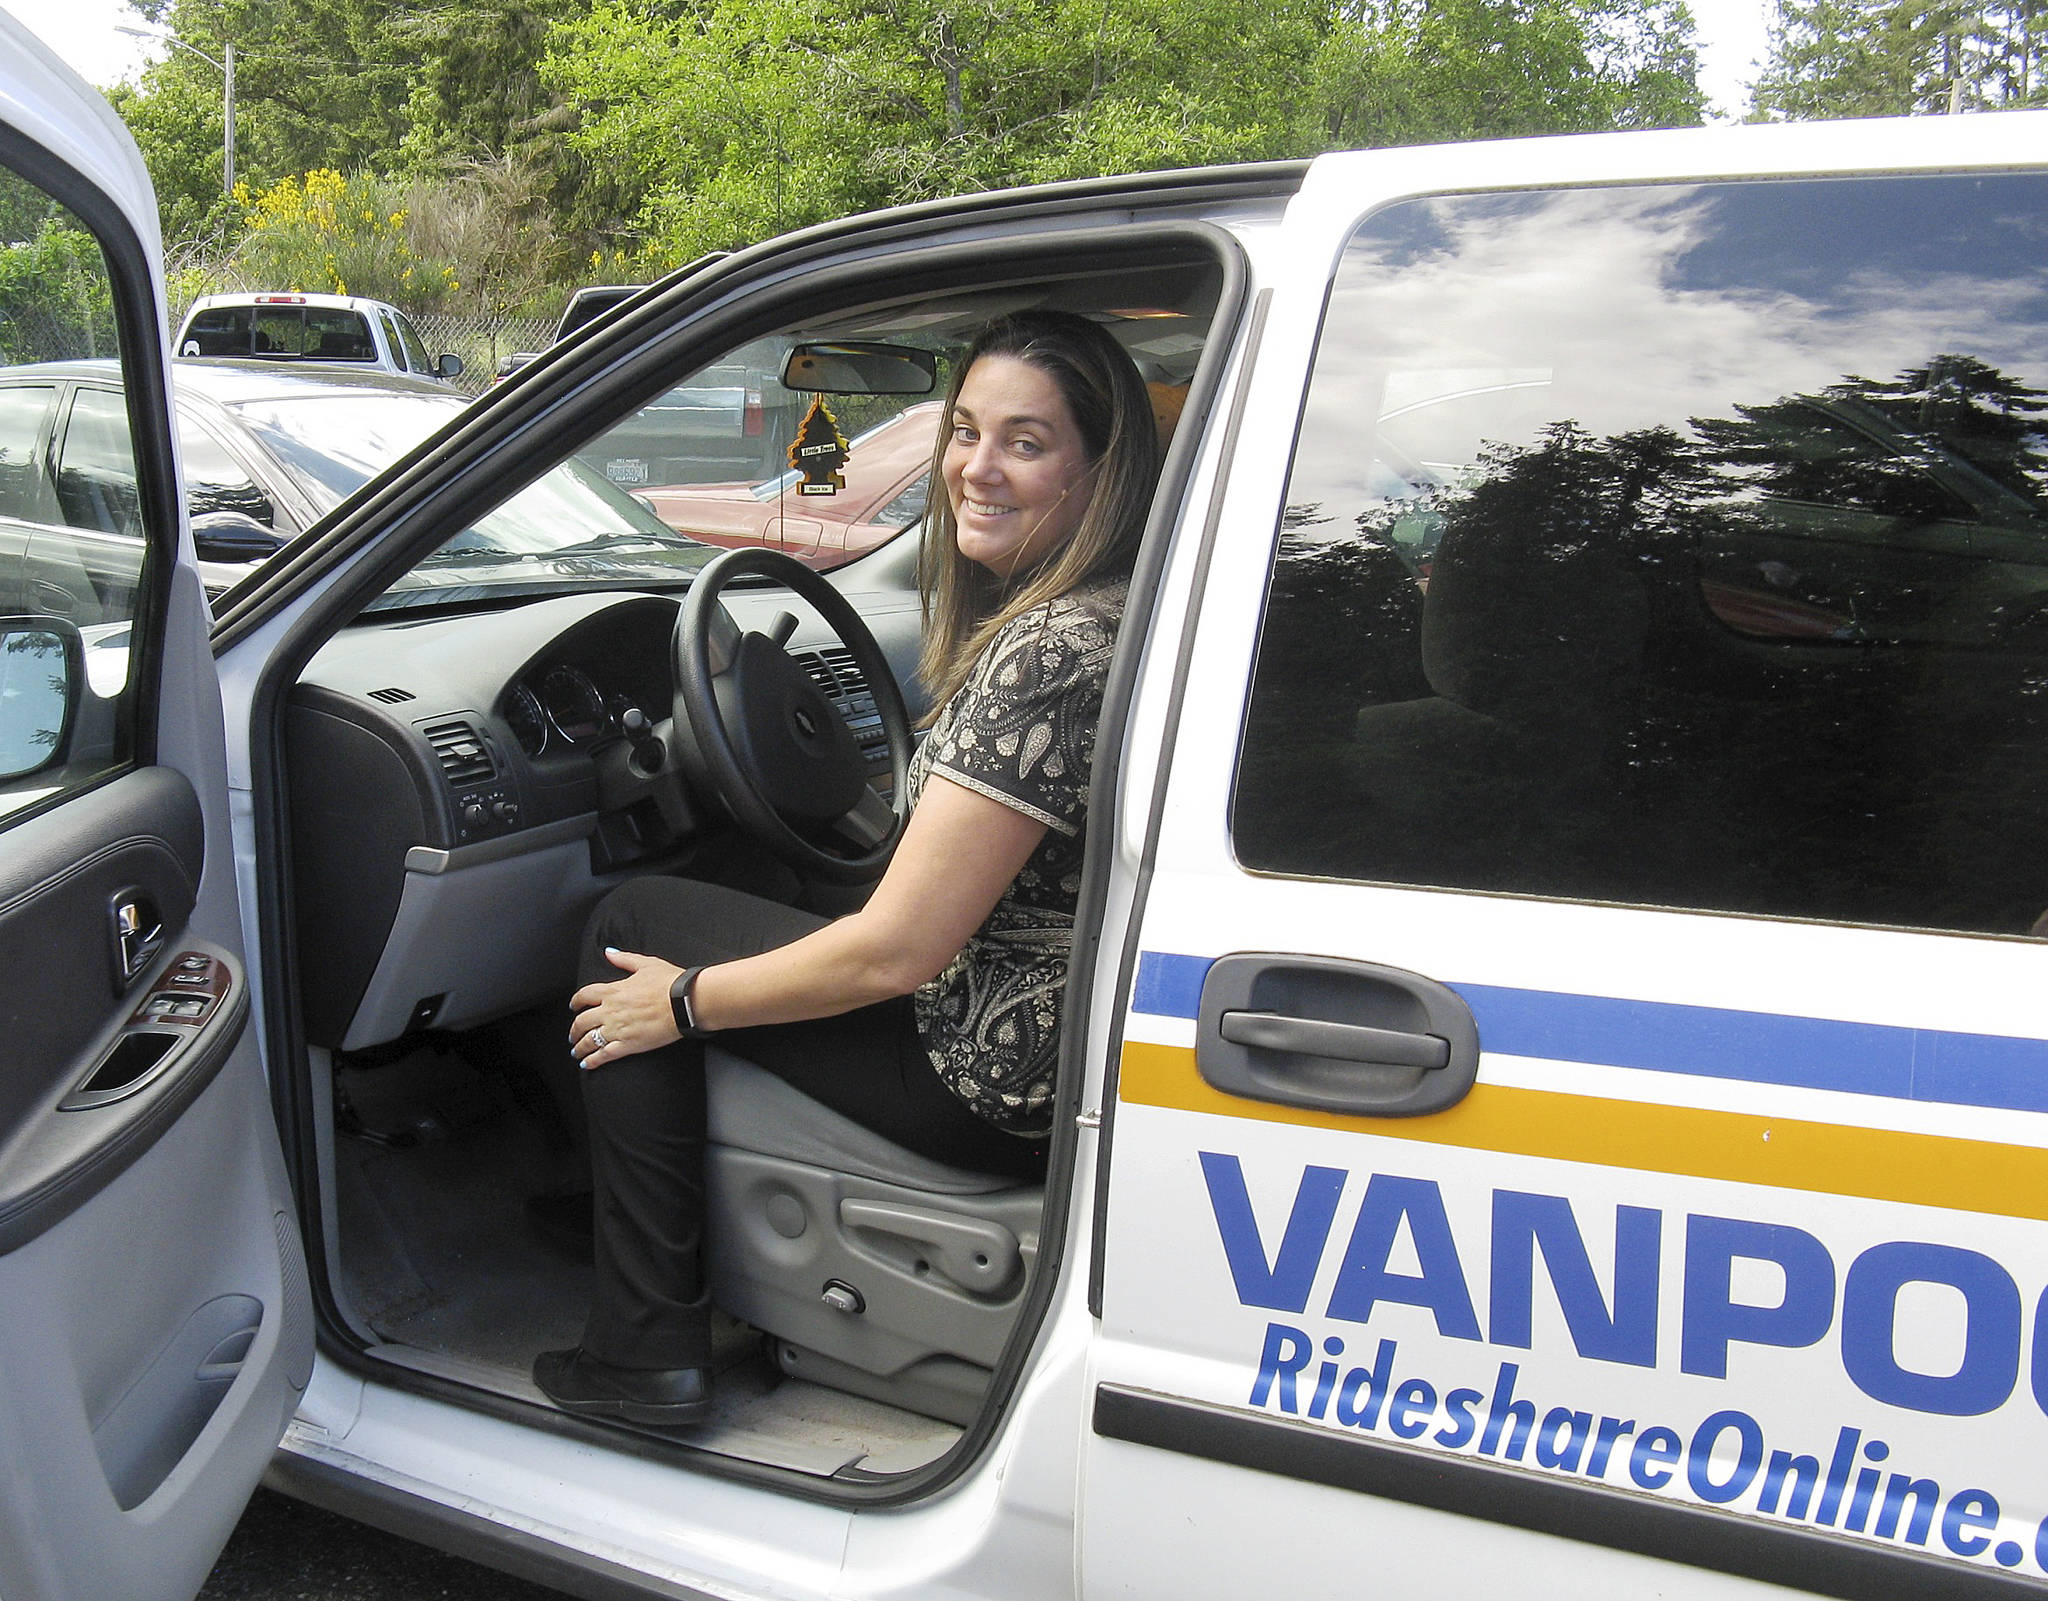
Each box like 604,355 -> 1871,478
641,401 -> 940,569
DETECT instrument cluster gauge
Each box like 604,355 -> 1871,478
504,683 -> 548,756
541,664 -> 610,745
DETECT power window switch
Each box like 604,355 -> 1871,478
147,995 -> 208,1021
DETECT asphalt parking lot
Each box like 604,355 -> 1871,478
197,1490 -> 571,1600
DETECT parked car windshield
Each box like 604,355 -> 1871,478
388,312 -> 435,375
224,389 -> 714,611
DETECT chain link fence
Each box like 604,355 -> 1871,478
408,311 -> 553,394
0,302 -> 119,365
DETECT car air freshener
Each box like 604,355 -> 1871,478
790,394 -> 850,495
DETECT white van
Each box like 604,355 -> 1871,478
176,290 -> 464,382
7,11 -> 2048,1600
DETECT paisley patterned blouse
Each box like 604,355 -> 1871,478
907,575 -> 1127,1136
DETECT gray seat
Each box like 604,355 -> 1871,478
702,1049 -> 1043,1425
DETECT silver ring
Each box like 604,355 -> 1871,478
589,1028 -> 607,1051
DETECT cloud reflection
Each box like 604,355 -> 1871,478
1293,179 -> 2048,515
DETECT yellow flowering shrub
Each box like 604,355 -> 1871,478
225,171 -> 461,308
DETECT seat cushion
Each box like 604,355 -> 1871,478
704,1049 -> 1021,1195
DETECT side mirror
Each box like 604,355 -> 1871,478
436,352 -> 465,380
190,510 -> 288,564
781,342 -> 936,396
0,617 -> 83,781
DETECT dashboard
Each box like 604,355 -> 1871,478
285,573 -> 921,1052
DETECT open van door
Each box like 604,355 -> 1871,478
0,20 -> 311,1601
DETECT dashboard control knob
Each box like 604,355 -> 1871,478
621,706 -> 665,772
462,802 -> 488,829
492,800 -> 520,824
621,706 -> 659,753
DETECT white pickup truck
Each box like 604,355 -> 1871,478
176,290 -> 465,382
7,11 -> 2048,1601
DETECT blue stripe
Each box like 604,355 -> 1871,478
1131,951 -> 2048,1117
1132,950 -> 1213,1020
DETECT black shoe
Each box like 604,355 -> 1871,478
532,1347 -> 712,1426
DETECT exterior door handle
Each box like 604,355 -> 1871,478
1218,1010 -> 1451,1071
1197,953 -> 1479,1118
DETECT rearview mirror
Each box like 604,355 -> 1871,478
0,618 -> 82,781
437,352 -> 465,380
781,342 -> 937,396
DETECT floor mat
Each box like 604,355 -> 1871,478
331,1043 -> 962,1476
336,1045 -> 591,1370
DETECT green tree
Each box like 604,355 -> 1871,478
543,0 -> 1324,263
388,0 -> 634,247
114,0 -> 414,232
0,218 -> 118,362
543,0 -> 1702,266
1311,0 -> 1704,149
1751,0 -> 2048,119
104,74 -> 239,247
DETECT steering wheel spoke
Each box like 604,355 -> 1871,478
702,599 -> 744,677
674,548 -> 913,884
826,783 -> 899,854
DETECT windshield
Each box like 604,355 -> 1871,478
232,390 -> 713,608
389,312 -> 435,374
235,392 -> 461,507
350,269 -> 1224,610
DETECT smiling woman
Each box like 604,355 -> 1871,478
945,358 -> 1097,575
541,311 -> 1161,1424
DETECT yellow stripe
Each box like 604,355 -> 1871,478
1118,1039 -> 2048,1224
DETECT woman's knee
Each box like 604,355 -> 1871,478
581,877 -> 823,978
578,877 -> 691,979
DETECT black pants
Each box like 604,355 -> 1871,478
574,876 -> 1044,1369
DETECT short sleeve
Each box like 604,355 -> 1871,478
925,599 -> 1118,837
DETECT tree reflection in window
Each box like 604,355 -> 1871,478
1239,355 -> 2048,937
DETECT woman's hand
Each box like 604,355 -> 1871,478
570,947 -> 685,1068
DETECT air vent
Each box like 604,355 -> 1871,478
367,686 -> 415,704
798,647 -> 868,702
422,719 -> 495,787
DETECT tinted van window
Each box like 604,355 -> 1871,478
1235,173 -> 2048,939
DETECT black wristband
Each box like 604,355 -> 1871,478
669,965 -> 715,1037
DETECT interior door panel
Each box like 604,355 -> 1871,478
0,767 -> 308,1600
0,1053 -> 309,1599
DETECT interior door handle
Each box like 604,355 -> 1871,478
1218,1010 -> 1451,1071
1197,953 -> 1479,1117
109,889 -> 164,990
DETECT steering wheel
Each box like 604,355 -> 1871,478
673,546 -> 912,884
